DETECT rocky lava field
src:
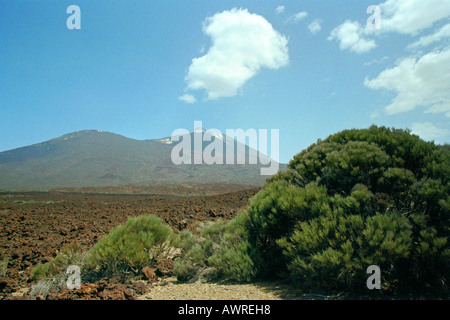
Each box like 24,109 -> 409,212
0,186 -> 260,299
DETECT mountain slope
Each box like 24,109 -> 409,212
0,130 -> 284,191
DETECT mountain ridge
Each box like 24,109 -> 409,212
0,129 -> 285,191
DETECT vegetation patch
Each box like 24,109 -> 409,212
85,215 -> 179,277
173,213 -> 257,283
30,243 -> 86,298
246,126 -> 449,296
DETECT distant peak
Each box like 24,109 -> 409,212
156,137 -> 174,145
52,130 -> 114,142
62,129 -> 109,136
76,130 -> 106,134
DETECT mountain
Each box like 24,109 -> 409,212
0,130 -> 285,191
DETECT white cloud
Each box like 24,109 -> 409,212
308,19 -> 322,35
370,110 -> 381,119
329,0 -> 450,53
328,20 -> 377,54
364,56 -> 389,66
286,11 -> 308,24
178,94 -> 197,104
275,6 -> 285,15
364,47 -> 450,117
184,8 -> 289,100
408,23 -> 450,49
380,0 -> 450,35
411,122 -> 450,141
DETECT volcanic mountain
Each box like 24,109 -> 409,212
0,130 -> 284,191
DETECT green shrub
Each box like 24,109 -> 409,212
246,181 -> 330,277
247,126 -> 449,295
279,210 -> 413,292
31,242 -> 86,282
204,214 -> 257,282
174,213 -> 256,283
30,242 -> 86,298
86,215 -> 178,277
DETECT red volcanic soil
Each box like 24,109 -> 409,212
0,186 -> 260,299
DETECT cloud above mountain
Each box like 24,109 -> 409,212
178,94 -> 197,104
328,0 -> 450,54
182,8 -> 289,101
324,0 -> 450,140
275,6 -> 285,15
364,47 -> 450,117
286,11 -> 308,24
407,23 -> 450,49
411,122 -> 450,142
379,0 -> 450,35
308,19 -> 322,35
328,20 -> 377,53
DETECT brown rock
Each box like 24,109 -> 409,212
131,281 -> 149,295
142,267 -> 157,281
0,278 -> 17,294
99,283 -> 135,300
156,259 -> 174,276
208,209 -> 216,217
76,283 -> 98,296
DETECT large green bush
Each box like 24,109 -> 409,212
86,215 -> 178,276
247,126 -> 449,295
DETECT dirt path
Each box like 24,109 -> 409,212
139,283 -> 280,300
138,279 -> 307,300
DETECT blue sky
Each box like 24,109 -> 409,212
1,0 -> 449,164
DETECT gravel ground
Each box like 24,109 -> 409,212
139,283 -> 281,300
138,278 -> 308,300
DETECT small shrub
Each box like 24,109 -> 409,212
204,214 -> 257,282
172,231 -> 210,282
31,242 -> 86,282
30,242 -> 86,298
29,278 -> 65,298
86,215 -> 178,277
174,213 -> 256,283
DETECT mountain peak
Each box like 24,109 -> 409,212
53,130 -> 126,142
59,129 -> 107,137
0,129 -> 281,191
